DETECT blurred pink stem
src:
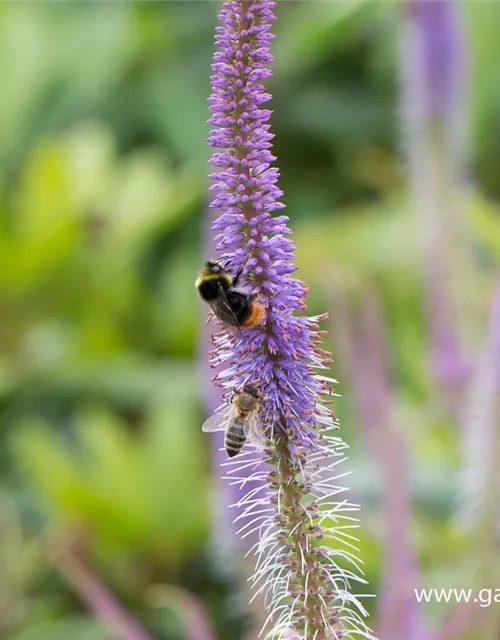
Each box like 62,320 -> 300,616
465,278 -> 500,637
361,290 -> 423,640
329,280 -> 423,640
431,601 -> 482,640
147,585 -> 218,640
199,197 -> 234,546
175,590 -> 218,640
331,279 -> 481,640
62,551 -> 154,640
199,197 -> 267,551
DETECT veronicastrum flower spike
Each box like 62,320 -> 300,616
401,0 -> 471,414
204,1 -> 374,639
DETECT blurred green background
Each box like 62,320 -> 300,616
1,2 -> 500,639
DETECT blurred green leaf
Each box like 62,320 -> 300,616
273,1 -> 372,76
43,356 -> 195,408
10,617 -> 109,640
12,400 -> 210,571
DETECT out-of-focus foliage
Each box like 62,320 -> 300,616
14,403 -> 208,567
1,2 -> 500,639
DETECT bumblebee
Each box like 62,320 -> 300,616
202,384 -> 266,457
195,259 -> 265,332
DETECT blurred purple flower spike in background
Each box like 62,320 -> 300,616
317,4 -> 485,640
407,0 -> 465,125
402,0 -> 472,419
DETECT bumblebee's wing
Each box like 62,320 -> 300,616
209,283 -> 240,335
201,405 -> 233,433
244,411 -> 267,450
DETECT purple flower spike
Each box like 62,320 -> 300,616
401,0 -> 470,416
406,0 -> 465,124
205,2 -> 374,639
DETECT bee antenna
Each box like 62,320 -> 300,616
218,253 -> 233,269
241,252 -> 252,266
228,252 -> 252,269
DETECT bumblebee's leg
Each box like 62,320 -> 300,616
232,253 -> 252,287
232,266 -> 243,287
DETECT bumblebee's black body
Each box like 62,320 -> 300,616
195,260 -> 260,329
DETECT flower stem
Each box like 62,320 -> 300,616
61,550 -> 154,640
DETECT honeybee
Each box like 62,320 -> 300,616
202,385 -> 267,457
195,259 -> 265,333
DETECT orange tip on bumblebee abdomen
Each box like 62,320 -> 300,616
241,301 -> 266,328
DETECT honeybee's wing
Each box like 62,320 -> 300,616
209,283 -> 241,335
243,411 -> 268,450
201,405 -> 233,433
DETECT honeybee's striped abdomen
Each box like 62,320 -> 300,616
225,421 -> 247,457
